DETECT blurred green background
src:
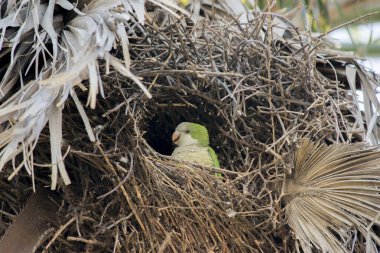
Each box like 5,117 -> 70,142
179,0 -> 380,72
253,0 -> 380,72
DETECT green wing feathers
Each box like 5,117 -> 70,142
207,147 -> 220,167
208,147 -> 222,177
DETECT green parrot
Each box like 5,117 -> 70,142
171,122 -> 221,176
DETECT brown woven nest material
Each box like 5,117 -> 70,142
0,2 -> 380,253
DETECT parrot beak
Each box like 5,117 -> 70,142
172,131 -> 180,144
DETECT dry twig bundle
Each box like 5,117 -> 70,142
0,1 -> 380,252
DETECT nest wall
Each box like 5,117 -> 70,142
0,10 -> 364,253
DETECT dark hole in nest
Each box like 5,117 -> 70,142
140,85 -> 271,173
144,97 -> 224,157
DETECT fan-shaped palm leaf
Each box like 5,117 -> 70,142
284,139 -> 380,253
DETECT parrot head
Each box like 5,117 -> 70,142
172,122 -> 210,147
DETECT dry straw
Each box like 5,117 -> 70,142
0,0 -> 380,252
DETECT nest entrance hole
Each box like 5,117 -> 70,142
144,97 -> 224,157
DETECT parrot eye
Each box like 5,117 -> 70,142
185,130 -> 190,134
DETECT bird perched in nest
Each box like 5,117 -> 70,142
171,122 -> 221,176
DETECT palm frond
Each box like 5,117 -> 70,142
284,139 -> 380,253
181,0 -> 253,23
0,0 -> 185,189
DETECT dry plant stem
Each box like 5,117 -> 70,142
66,236 -> 106,246
94,142 -> 150,240
320,11 -> 380,38
0,2 -> 378,252
43,217 -> 76,252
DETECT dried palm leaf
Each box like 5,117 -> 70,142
0,0 -> 183,189
181,0 -> 253,23
284,139 -> 380,253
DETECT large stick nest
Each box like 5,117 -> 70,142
0,3 -> 378,253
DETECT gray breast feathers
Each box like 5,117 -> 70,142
171,145 -> 213,167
